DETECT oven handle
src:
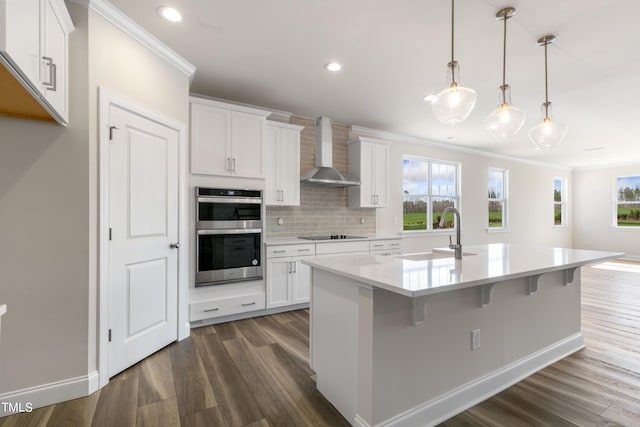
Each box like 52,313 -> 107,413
196,229 -> 262,235
197,197 -> 262,204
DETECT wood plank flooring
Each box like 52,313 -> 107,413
2,261 -> 640,426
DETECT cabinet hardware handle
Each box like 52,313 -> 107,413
169,242 -> 180,249
288,261 -> 293,274
242,302 -> 256,307
293,261 -> 297,273
232,158 -> 236,172
273,250 -> 286,254
204,308 -> 219,312
373,244 -> 383,247
42,56 -> 57,91
226,158 -> 231,171
298,249 -> 311,252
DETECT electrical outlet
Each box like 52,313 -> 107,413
471,329 -> 480,351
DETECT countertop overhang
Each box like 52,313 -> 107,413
303,243 -> 624,298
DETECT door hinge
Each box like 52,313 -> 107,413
109,126 -> 119,140
108,329 -> 112,342
109,228 -> 112,241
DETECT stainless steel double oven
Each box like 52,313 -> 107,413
195,187 -> 262,286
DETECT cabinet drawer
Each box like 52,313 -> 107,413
369,239 -> 401,251
266,244 -> 316,258
316,241 -> 370,255
190,293 -> 265,321
370,249 -> 401,256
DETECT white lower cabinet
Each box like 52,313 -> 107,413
265,239 -> 400,311
369,239 -> 401,256
266,243 -> 315,308
190,293 -> 265,322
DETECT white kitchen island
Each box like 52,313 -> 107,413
303,244 -> 622,427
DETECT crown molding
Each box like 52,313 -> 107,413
349,125 -> 572,171
69,0 -> 196,81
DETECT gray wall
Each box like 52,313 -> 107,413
0,2 -> 190,399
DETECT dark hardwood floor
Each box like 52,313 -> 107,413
2,261 -> 640,426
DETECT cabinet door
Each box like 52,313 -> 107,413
372,143 -> 388,207
232,111 -> 264,178
264,126 -> 280,205
278,128 -> 300,206
1,0 -> 40,87
41,0 -> 69,122
266,258 -> 292,308
292,257 -> 311,304
191,104 -> 231,175
360,143 -> 376,207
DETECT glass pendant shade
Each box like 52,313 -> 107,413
431,61 -> 477,125
528,103 -> 568,149
528,35 -> 567,149
485,85 -> 526,138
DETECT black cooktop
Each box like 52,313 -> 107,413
298,235 -> 367,241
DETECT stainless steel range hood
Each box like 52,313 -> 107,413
300,117 -> 360,187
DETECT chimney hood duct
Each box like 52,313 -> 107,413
300,117 -> 360,187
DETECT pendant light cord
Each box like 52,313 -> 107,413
451,0 -> 455,65
544,41 -> 550,119
501,9 -> 507,104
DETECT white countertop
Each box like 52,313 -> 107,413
303,243 -> 623,298
0,304 -> 6,317
264,235 -> 400,245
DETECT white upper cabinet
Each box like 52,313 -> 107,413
0,0 -> 73,125
348,137 -> 390,208
265,121 -> 304,206
40,0 -> 71,122
190,96 -> 270,179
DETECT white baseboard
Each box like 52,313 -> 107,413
356,333 -> 584,427
0,371 -> 99,418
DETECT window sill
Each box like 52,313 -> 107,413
609,225 -> 640,231
486,227 -> 511,234
553,224 -> 570,229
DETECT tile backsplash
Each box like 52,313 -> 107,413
265,116 -> 376,238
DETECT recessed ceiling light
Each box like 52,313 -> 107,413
325,62 -> 342,72
447,136 -> 459,141
158,6 -> 182,22
423,94 -> 436,102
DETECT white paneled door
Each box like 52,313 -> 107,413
108,104 -> 179,377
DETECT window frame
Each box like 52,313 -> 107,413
487,167 -> 508,230
553,177 -> 567,227
614,175 -> 640,228
402,155 -> 461,233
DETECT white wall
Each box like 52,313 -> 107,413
0,1 -> 190,406
376,140 -> 573,253
573,164 -> 640,258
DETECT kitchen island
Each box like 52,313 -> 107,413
304,244 -> 622,427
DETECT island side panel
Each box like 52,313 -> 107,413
311,268 -> 373,424
370,270 -> 583,425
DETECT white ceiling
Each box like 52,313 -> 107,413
108,0 -> 640,168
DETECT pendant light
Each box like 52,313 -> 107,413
485,7 -> 526,138
528,35 -> 568,149
430,0 -> 477,125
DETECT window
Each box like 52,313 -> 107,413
488,168 -> 507,228
616,175 -> 640,227
403,156 -> 459,231
554,178 -> 566,226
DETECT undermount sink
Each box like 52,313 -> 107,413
398,252 -> 477,261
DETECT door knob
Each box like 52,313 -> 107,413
170,242 -> 180,249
